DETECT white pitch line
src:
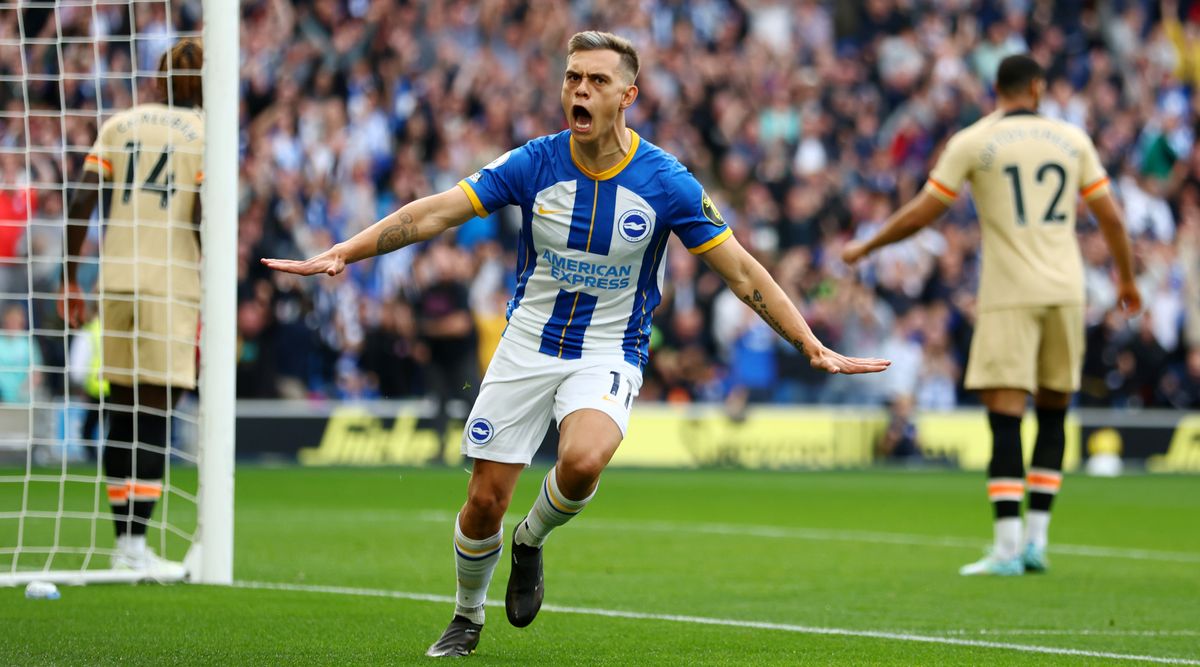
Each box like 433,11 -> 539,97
230,581 -> 1200,665
305,508 -> 1200,564
590,519 -> 1200,564
933,629 -> 1200,638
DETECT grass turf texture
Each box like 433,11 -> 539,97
1,467 -> 1198,665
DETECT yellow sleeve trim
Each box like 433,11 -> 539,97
1081,176 -> 1110,200
688,227 -> 732,255
457,180 -> 489,218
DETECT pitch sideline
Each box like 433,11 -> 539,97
231,580 -> 1200,665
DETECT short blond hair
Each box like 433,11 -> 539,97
567,31 -> 639,83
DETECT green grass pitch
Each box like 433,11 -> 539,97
1,467 -> 1198,665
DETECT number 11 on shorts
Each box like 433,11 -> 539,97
608,371 -> 633,409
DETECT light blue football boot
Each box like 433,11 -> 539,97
1022,543 -> 1049,573
959,551 -> 1025,576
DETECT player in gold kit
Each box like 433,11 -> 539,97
844,55 -> 1141,575
61,39 -> 204,579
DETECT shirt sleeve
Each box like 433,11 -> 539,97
669,170 -> 732,254
83,119 -> 114,178
456,144 -> 535,217
1078,135 -> 1111,201
924,133 -> 972,205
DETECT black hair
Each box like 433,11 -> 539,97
995,54 -> 1044,97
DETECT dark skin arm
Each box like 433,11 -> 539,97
844,187 -> 1143,315
1086,191 -> 1141,314
60,171 -> 100,326
64,170 -> 100,286
842,191 -> 949,264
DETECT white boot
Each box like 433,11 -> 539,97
112,535 -> 187,582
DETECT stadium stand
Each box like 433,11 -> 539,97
6,0 -> 1200,411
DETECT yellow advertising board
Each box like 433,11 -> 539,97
1148,415 -> 1200,473
298,409 -> 463,467
294,404 -> 1093,472
916,412 -> 1082,472
612,406 -> 881,469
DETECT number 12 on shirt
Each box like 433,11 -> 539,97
1002,161 -> 1067,226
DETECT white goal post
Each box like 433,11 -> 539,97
194,0 -> 236,586
0,0 -> 236,587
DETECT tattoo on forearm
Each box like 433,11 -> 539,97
741,291 -> 806,355
376,212 -> 416,254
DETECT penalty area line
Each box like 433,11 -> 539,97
230,580 -> 1200,665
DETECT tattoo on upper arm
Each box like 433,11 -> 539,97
376,212 -> 415,254
740,291 -> 806,355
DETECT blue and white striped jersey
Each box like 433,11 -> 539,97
457,129 -> 731,370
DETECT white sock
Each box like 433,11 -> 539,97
994,517 -> 1022,560
453,514 -> 502,625
514,466 -> 594,548
116,534 -> 146,556
1025,510 -> 1051,550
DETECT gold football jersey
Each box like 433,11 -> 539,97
925,110 -> 1110,310
84,103 -> 204,300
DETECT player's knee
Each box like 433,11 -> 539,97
559,452 -> 607,491
464,485 -> 510,524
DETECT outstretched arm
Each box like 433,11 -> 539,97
261,185 -> 477,276
841,190 -> 948,265
701,236 -> 890,375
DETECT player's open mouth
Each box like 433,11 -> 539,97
571,105 -> 592,133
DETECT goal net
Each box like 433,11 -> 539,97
0,0 -> 235,586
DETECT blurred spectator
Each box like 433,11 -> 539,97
878,394 -> 921,462
1158,347 -> 1200,408
0,152 -> 35,297
823,282 -> 893,405
877,308 -> 924,404
0,303 -> 40,403
358,298 -> 425,398
236,296 -> 281,398
416,243 -> 478,459
67,315 -> 108,446
971,17 -> 1026,86
914,303 -> 960,410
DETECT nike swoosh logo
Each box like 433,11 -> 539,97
537,205 -> 568,215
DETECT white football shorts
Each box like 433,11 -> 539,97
461,336 -> 642,465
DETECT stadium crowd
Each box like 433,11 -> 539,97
3,0 -> 1200,414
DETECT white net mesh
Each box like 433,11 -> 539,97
0,0 -> 205,582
